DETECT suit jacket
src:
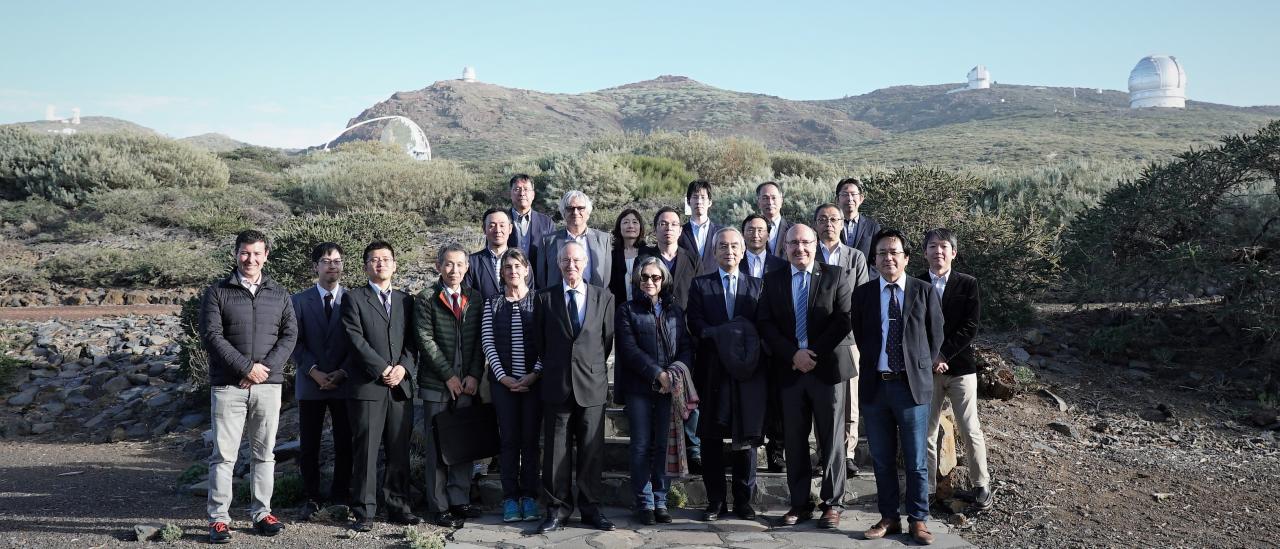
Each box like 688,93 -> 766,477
819,242 -> 872,376
687,270 -> 766,439
534,228 -> 613,290
916,271 -> 981,377
659,246 -> 700,310
614,297 -> 693,403
739,251 -> 788,280
851,276 -> 944,406
679,220 -> 722,276
464,247 -> 533,301
756,262 -> 854,386
768,217 -> 793,259
532,283 -> 615,407
341,283 -> 418,401
508,208 -> 556,257
841,214 -> 883,260
291,286 -> 352,400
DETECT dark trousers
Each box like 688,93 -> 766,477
348,392 -> 414,520
780,375 -> 847,510
491,381 -> 542,500
863,378 -> 930,523
701,418 -> 757,506
298,398 -> 353,502
764,370 -> 785,465
623,391 -> 672,510
541,399 -> 605,519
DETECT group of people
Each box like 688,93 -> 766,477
198,174 -> 992,546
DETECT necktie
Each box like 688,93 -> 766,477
567,289 -> 582,336
324,293 -> 334,320
767,221 -> 777,254
887,285 -> 905,373
723,274 -> 735,318
379,290 -> 391,316
793,272 -> 808,346
451,293 -> 462,321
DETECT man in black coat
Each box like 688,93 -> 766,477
531,241 -> 617,534
466,207 -> 515,301
836,177 -> 883,262
341,241 -> 419,532
740,213 -> 789,472
678,180 -> 722,276
507,174 -> 556,263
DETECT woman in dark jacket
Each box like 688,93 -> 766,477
480,248 -> 542,523
608,208 -> 655,306
614,255 -> 693,525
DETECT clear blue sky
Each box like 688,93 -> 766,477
3,0 -> 1277,148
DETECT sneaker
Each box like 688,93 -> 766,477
520,497 -> 542,521
503,498 -> 522,522
208,521 -> 231,544
254,514 -> 284,536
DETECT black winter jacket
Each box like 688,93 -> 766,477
199,270 -> 298,386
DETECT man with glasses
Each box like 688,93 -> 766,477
755,182 -> 791,258
756,224 -> 854,529
739,213 -> 789,472
535,191 -> 612,289
507,174 -> 555,267
836,178 -> 882,262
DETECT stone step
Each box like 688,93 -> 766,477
600,435 -> 872,473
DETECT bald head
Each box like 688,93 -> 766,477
785,224 -> 817,270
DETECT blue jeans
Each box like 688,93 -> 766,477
683,408 -> 701,459
624,391 -> 672,510
862,378 -> 930,523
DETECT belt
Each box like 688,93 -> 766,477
878,371 -> 907,381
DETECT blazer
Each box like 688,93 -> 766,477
508,208 -> 556,257
659,246 -> 700,310
341,283 -> 418,401
613,297 -> 693,403
756,262 -> 854,386
678,220 -> 722,276
534,228 -> 613,290
463,248 -> 504,301
608,244 -> 656,306
819,242 -> 873,376
687,271 -> 765,408
841,214 -> 883,260
916,271 -> 982,377
412,284 -> 484,395
851,276 -> 944,406
739,251 -> 789,280
291,286 -> 352,400
531,283 -> 615,407
768,217 -> 793,259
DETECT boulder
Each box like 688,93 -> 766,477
133,523 -> 162,541
101,375 -> 131,395
937,412 -> 958,478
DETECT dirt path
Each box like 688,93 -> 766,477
0,305 -> 180,321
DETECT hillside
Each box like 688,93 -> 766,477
2,116 -> 159,136
179,133 -> 248,152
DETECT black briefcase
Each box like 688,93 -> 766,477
432,401 -> 501,466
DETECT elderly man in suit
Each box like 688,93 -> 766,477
836,177 -> 882,262
532,241 -> 617,534
918,228 -> 992,511
740,213 -> 788,472
291,242 -> 353,522
757,224 -> 854,529
466,208 -> 514,301
342,241 -> 419,532
507,174 -> 556,261
814,203 -> 872,479
851,228 -> 944,545
755,182 -> 792,258
678,180 -> 721,276
535,191 -> 612,289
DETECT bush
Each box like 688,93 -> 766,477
0,127 -> 229,206
0,197 -> 67,232
78,185 -> 290,237
536,150 -> 640,225
711,174 -> 841,231
770,151 -> 839,180
220,146 -> 298,191
975,158 -> 1140,235
176,463 -> 208,487
177,296 -> 209,389
624,155 -> 695,199
584,131 -> 772,185
269,210 -> 422,292
40,242 -> 220,288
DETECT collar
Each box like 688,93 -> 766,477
316,283 -> 341,300
767,214 -> 782,226
746,249 -> 767,260
879,275 -> 905,292
718,268 -> 737,280
566,227 -> 588,239
562,280 -> 584,295
368,280 -> 392,294
441,285 -> 462,299
930,269 -> 951,283
822,241 -> 842,255
512,207 -> 531,220
690,217 -> 710,229
790,263 -> 815,277
235,269 -> 262,287
486,246 -> 506,259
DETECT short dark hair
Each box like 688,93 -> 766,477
755,181 -> 781,197
310,242 -> 344,263
741,213 -> 769,231
653,206 -> 682,227
812,202 -> 841,221
870,228 -> 911,257
234,230 -> 270,253
611,208 -> 646,251
436,242 -> 468,266
363,240 -> 396,263
835,177 -> 863,196
686,180 -> 713,201
508,173 -> 533,189
482,207 -> 512,226
922,227 -> 958,251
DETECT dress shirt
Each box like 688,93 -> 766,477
562,281 -> 587,329
767,215 -> 783,252
929,269 -> 950,299
745,250 -> 768,278
820,242 -> 842,266
512,208 -> 532,248
567,228 -> 592,280
877,276 -> 905,373
235,270 -> 261,296
316,283 -> 343,307
790,263 -> 815,349
690,218 -> 711,256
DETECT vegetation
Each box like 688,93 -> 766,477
403,526 -> 446,549
40,242 -> 220,288
77,185 -> 290,238
177,296 -> 208,389
268,210 -> 423,292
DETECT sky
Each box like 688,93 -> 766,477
2,0 -> 1277,148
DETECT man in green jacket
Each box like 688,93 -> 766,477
414,242 -> 486,528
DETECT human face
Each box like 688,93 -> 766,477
438,250 -> 468,290
874,237 -> 909,282
510,178 -> 535,213
785,225 -> 817,270
743,218 -> 769,253
619,213 -> 641,241
559,243 -> 587,286
688,189 -> 711,220
638,264 -> 664,299
714,231 -> 744,272
313,249 -> 343,286
500,257 -> 529,290
756,185 -> 782,218
926,237 -> 957,275
364,248 -> 397,284
484,212 -> 511,250
837,183 -> 864,217
564,197 -> 590,232
236,242 -> 268,281
655,212 -> 682,246
814,206 -> 844,244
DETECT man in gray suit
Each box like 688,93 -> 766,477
851,228 -> 944,545
755,182 -> 792,258
535,191 -> 612,289
532,241 -> 616,534
814,203 -> 871,479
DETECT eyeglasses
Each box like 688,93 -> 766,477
367,257 -> 395,265
318,259 -> 343,266
815,216 -> 844,224
565,206 -> 588,212
838,192 -> 862,199
639,274 -> 664,282
787,240 -> 816,247
875,251 -> 905,259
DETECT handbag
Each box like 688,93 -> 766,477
431,400 -> 501,466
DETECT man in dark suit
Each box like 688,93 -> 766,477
507,174 -> 556,262
740,213 -> 788,471
532,241 -> 617,534
467,207 -> 519,300
652,207 -> 700,311
678,180 -> 721,276
291,242 -> 353,521
534,191 -> 612,289
918,228 -> 991,511
837,177 -> 883,262
755,181 -> 792,258
687,227 -> 764,522
851,228 -> 944,545
757,224 -> 854,529
341,241 -> 419,532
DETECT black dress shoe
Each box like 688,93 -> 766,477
635,508 -> 656,525
389,511 -> 421,525
581,513 -> 616,531
779,507 -> 813,526
537,515 -> 565,534
349,519 -> 373,532
433,511 -> 464,528
688,456 -> 703,474
702,501 -> 727,521
733,503 -> 757,520
451,504 -> 483,519
845,457 -> 860,477
654,507 -> 672,523
972,485 -> 994,510
298,500 -> 321,521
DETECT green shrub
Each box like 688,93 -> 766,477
220,146 -> 298,191
159,523 -> 183,542
269,210 -> 422,292
711,174 -> 840,230
623,155 -> 694,199
40,242 -> 220,288
975,158 -> 1140,235
176,463 -> 208,486
0,197 -> 67,232
78,185 -> 290,237
404,527 -> 446,549
584,131 -> 772,185
177,296 -> 208,389
270,473 -> 305,508
770,151 -> 839,180
537,150 -> 641,225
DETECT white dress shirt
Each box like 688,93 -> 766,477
929,269 -> 950,299
745,250 -> 768,278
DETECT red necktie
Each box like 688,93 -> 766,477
451,293 -> 463,321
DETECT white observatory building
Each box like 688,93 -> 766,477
1128,55 -> 1186,109
462,66 -> 477,82
967,65 -> 991,89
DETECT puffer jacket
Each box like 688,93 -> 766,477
199,270 -> 298,386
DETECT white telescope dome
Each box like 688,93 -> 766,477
1128,55 -> 1186,108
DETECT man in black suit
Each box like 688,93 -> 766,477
918,228 -> 991,510
851,229 -> 944,545
341,241 -> 419,531
678,180 -> 721,276
532,241 -> 617,534
836,177 -> 883,262
507,174 -> 556,264
291,242 -> 353,521
757,224 -> 854,529
740,213 -> 788,472
687,227 -> 764,521
755,182 -> 792,258
466,208 -> 514,301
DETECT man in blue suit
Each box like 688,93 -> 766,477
507,174 -> 556,271
466,207 -> 517,301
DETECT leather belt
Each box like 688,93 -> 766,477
878,372 -> 907,381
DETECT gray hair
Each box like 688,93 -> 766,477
435,242 -> 468,267
712,227 -> 743,248
632,255 -> 674,301
557,240 -> 587,262
558,190 -> 594,217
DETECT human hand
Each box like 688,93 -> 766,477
462,376 -> 479,396
792,350 -> 817,373
933,360 -> 949,374
247,363 -> 270,384
657,371 -> 672,394
445,376 -> 464,399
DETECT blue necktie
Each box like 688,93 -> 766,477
379,290 -> 391,316
793,272 -> 808,347
723,274 -> 735,318
887,285 -> 905,373
567,289 -> 581,336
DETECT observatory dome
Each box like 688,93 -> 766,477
1128,55 -> 1186,108
967,65 -> 991,89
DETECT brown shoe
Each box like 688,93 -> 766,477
816,507 -> 841,529
779,507 -> 812,526
864,518 -> 902,539
911,520 -> 935,545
